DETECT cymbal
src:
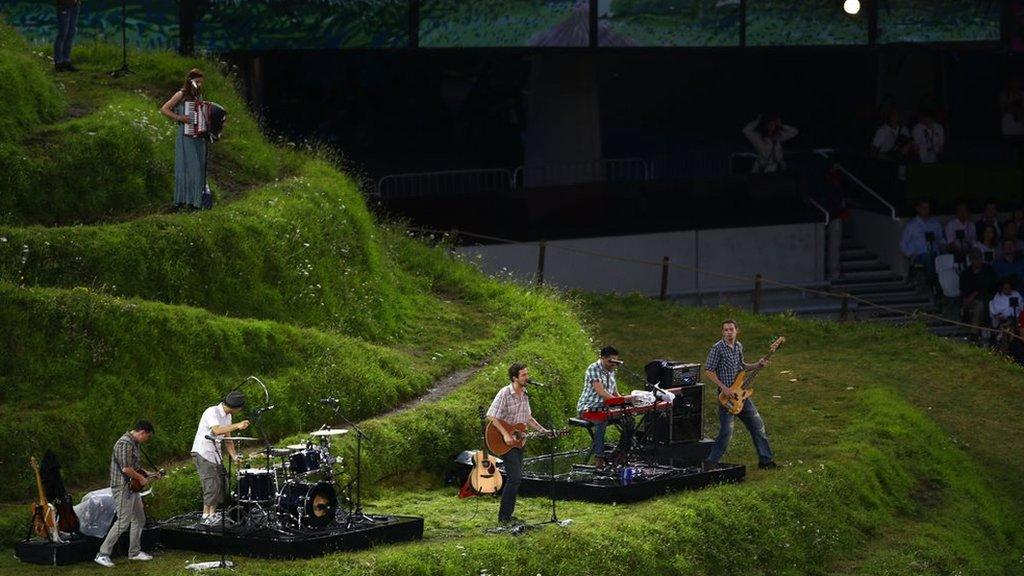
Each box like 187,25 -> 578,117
285,444 -> 308,451
265,448 -> 293,457
310,429 -> 348,437
217,436 -> 260,442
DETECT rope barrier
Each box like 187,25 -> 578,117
404,225 -> 1024,344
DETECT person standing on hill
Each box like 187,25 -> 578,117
54,0 -> 81,72
160,68 -> 208,211
704,320 -> 776,470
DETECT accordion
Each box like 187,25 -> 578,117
183,100 -> 227,142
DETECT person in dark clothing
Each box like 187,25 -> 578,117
54,0 -> 81,72
960,249 -> 997,341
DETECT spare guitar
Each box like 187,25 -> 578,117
467,407 -> 503,495
718,336 -> 786,415
485,419 -> 569,456
128,467 -> 166,494
28,457 -> 61,543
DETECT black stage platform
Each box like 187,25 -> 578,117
15,527 -> 160,566
518,448 -> 745,503
158,511 -> 423,559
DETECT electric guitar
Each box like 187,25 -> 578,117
485,419 -> 569,456
468,407 -> 503,495
718,336 -> 786,415
28,457 -> 60,543
129,467 -> 166,493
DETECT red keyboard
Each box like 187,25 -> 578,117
580,398 -> 672,423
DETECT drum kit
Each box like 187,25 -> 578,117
230,427 -> 349,530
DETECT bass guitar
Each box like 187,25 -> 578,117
485,419 -> 569,456
129,467 -> 166,494
28,457 -> 60,543
468,407 -> 503,495
718,336 -> 786,415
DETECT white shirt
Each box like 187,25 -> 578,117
944,218 -> 976,247
912,122 -> 944,163
871,124 -> 909,155
989,290 -> 1023,323
191,404 -> 232,464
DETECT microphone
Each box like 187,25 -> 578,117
527,379 -> 546,388
254,405 -> 275,414
609,359 -> 624,365
320,398 -> 340,405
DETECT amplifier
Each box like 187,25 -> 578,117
643,360 -> 704,445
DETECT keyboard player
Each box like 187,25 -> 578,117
576,346 -> 635,469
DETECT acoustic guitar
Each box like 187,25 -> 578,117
718,336 -> 786,415
468,407 -> 503,495
28,457 -> 60,543
485,419 -> 569,456
129,467 -> 166,493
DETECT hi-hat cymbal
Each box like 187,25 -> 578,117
285,444 -> 308,451
265,448 -> 293,457
213,436 -> 260,442
309,428 -> 348,437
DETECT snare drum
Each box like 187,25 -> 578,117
237,468 -> 275,502
276,480 -> 337,528
288,447 -> 327,476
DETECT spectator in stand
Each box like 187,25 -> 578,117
999,77 -> 1024,138
989,277 -> 1023,330
960,249 -> 997,340
1003,220 -> 1024,254
976,200 -> 1002,239
912,109 -> 945,164
871,109 -> 915,161
993,240 -> 1024,291
973,225 -> 999,265
1006,207 -> 1024,232
900,199 -> 945,275
742,113 -> 799,174
944,201 -> 976,260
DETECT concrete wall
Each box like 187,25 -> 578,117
457,223 -> 826,296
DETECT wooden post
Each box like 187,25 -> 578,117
660,257 -> 670,300
840,293 -> 850,322
753,273 -> 763,314
536,241 -> 547,286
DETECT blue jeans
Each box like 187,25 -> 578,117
707,399 -> 774,463
585,413 -> 635,460
54,4 -> 80,65
498,447 -> 522,523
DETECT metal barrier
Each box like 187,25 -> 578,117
374,169 -> 513,200
512,157 -> 649,189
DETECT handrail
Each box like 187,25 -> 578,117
375,168 -> 513,199
806,197 -> 830,226
814,149 -> 898,222
512,157 -> 649,188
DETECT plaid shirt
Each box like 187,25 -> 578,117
487,384 -> 532,425
109,431 -> 141,489
705,339 -> 745,387
577,360 -> 618,413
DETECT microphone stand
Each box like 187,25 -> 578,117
109,0 -> 132,78
529,417 -> 570,528
325,403 -> 372,527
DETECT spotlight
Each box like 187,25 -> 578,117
843,0 -> 861,15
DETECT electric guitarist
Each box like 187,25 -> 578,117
485,362 -> 549,526
704,320 -> 777,470
94,420 -> 156,568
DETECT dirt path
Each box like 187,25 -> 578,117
529,1 -> 637,47
366,359 -> 490,422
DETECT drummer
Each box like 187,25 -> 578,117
191,391 -> 250,525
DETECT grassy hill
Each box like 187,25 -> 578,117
0,19 -> 1022,576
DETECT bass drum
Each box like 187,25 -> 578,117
276,481 -> 337,528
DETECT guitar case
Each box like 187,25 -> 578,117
39,451 -> 80,533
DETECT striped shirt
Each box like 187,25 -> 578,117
108,431 -> 140,489
705,339 -> 745,388
577,360 -> 617,413
487,384 -> 532,425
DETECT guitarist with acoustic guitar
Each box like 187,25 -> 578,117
95,420 -> 156,568
485,362 -> 550,527
704,320 -> 778,471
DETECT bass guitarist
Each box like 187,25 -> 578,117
94,420 -> 155,568
486,362 -> 549,527
704,320 -> 777,470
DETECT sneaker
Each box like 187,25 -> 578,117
129,552 -> 153,561
94,555 -> 115,568
758,461 -> 778,470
